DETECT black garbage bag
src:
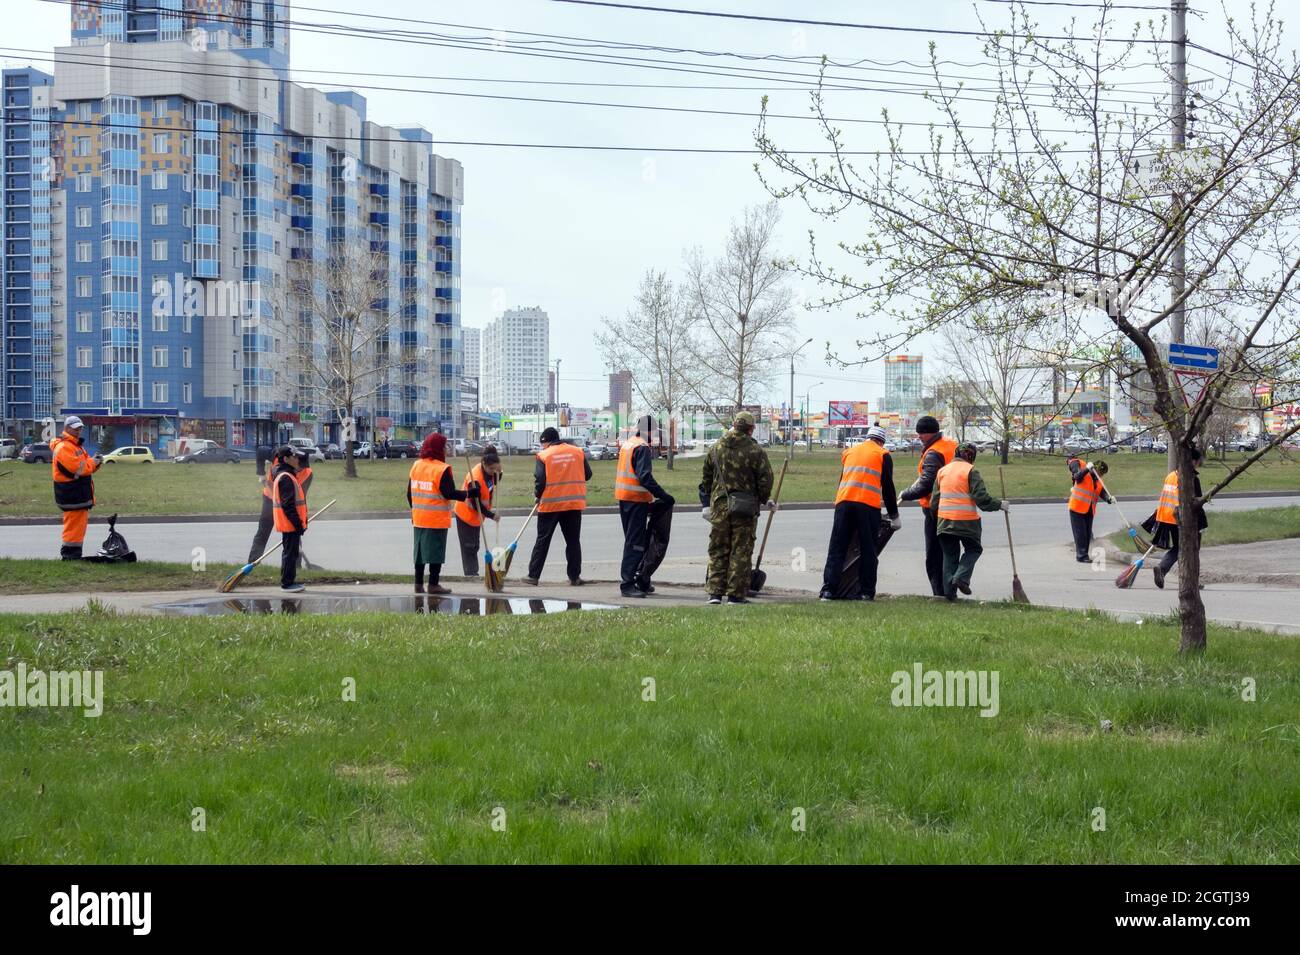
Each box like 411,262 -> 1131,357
636,498 -> 674,583
82,513 -> 138,563
833,522 -> 895,600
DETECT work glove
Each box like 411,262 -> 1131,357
466,480 -> 482,500
701,507 -> 712,521
659,493 -> 677,507
889,515 -> 902,531
492,512 -> 502,523
1105,493 -> 1116,505
766,500 -> 780,512
1000,500 -> 1011,512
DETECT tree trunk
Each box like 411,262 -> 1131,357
343,401 -> 358,480
1176,445 -> 1207,653
666,407 -> 675,470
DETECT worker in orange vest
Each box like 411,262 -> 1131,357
820,425 -> 899,601
899,415 -> 958,595
454,445 -> 503,575
1066,457 -> 1114,562
50,415 -> 102,559
525,426 -> 592,585
1141,445 -> 1207,589
408,432 -> 479,594
270,446 -> 310,592
931,442 -> 1009,601
614,428 -> 675,598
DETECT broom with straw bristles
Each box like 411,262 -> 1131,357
1115,542 -> 1156,589
998,468 -> 1030,603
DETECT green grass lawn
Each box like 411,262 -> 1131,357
1108,505 -> 1300,550
2,448 -> 1298,518
2,600 -> 1298,863
0,558 -> 407,596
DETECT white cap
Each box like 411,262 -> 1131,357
64,415 -> 84,430
867,425 -> 888,442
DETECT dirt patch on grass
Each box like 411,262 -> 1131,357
335,762 -> 412,786
1027,717 -> 1206,743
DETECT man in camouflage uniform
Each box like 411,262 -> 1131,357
699,410 -> 775,604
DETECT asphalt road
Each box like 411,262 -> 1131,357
3,494 -> 1297,632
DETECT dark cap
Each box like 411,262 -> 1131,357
955,442 -> 978,462
540,427 -> 560,443
916,415 -> 940,435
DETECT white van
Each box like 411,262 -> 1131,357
0,438 -> 17,460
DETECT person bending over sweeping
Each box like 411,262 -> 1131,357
930,442 -> 1009,601
1066,456 -> 1114,563
408,433 -> 479,594
454,446 -> 502,575
1142,445 -> 1207,590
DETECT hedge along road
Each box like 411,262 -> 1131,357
2,494 -> 1298,634
2,449 -> 1299,520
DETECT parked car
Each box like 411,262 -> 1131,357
20,443 -> 52,464
0,437 -> 17,460
355,441 -> 373,458
175,446 -> 241,464
380,440 -> 418,459
288,438 -> 322,462
587,443 -> 611,461
100,446 -> 155,465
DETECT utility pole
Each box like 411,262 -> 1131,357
1170,0 -> 1188,470
789,337 -> 813,461
554,358 -> 562,431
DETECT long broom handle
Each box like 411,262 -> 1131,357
510,502 -> 541,549
252,499 -> 336,566
997,467 -> 1021,578
754,458 -> 790,568
1089,468 -> 1134,526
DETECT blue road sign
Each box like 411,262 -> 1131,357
1169,342 -> 1218,370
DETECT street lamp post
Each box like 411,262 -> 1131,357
554,358 -> 562,430
789,337 -> 814,460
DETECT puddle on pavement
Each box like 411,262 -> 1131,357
155,595 -> 620,616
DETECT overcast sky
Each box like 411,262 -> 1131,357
7,0 -> 1237,409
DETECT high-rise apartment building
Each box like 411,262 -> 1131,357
461,326 -> 480,381
481,307 -> 548,413
608,369 -> 632,411
1,1 -> 464,450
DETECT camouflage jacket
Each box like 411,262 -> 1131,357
698,430 -> 775,510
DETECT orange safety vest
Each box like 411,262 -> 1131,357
51,431 -> 97,510
454,463 -> 493,526
614,436 -> 655,503
917,436 -> 957,510
409,458 -> 452,529
936,459 -> 980,522
835,440 -> 887,508
272,471 -> 308,532
538,443 -> 587,513
1068,460 -> 1102,515
1155,470 -> 1179,525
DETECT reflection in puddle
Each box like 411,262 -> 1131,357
155,594 -> 620,616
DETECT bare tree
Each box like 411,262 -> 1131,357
758,3 -> 1300,653
684,202 -> 797,420
287,245 -> 415,478
596,270 -> 695,470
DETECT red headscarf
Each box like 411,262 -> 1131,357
420,433 -> 447,461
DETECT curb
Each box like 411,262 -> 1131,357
2,489 -> 1297,527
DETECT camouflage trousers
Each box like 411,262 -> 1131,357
706,512 -> 759,598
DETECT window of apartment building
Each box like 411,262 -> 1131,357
74,136 -> 91,157
152,311 -> 168,333
232,385 -> 240,406
76,173 -> 91,193
152,171 -> 167,190
183,206 -> 192,228
152,346 -> 168,368
76,276 -> 91,297
182,241 -> 191,263
152,381 -> 168,403
76,346 -> 92,368
183,174 -> 191,193
153,133 -> 169,154
182,347 -> 192,368
75,311 -> 92,333
75,241 -> 92,263
151,239 -> 167,261
75,206 -> 91,227
232,351 -> 238,370
181,136 -> 190,157
183,313 -> 192,334
77,382 -> 93,403
152,204 -> 168,225
182,382 -> 192,404
76,102 -> 91,122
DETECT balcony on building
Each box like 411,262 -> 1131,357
369,239 -> 390,254
290,182 -> 316,199
369,211 -> 390,226
290,150 -> 313,167
434,311 -> 453,325
369,182 -> 390,197
291,214 -> 313,231
434,261 -> 453,273
290,246 -> 313,261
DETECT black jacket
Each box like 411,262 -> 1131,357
899,435 -> 947,503
272,464 -> 306,533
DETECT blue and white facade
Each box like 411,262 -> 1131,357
0,1 -> 463,453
